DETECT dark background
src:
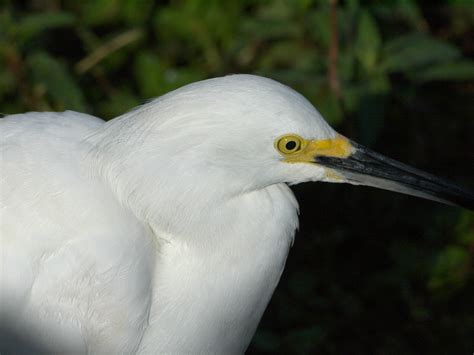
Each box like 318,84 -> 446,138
1,0 -> 473,354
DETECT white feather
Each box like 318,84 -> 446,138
1,75 -> 336,353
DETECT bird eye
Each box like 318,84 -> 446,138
276,135 -> 303,154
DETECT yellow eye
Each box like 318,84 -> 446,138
275,134 -> 304,154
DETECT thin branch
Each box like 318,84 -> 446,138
76,28 -> 143,75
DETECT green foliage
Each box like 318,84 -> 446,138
428,212 -> 474,297
15,12 -> 76,43
412,60 -> 474,82
1,1 -> 473,353
356,10 -> 382,74
28,52 -> 86,111
3,0 -> 473,124
428,245 -> 469,296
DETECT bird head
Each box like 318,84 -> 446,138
93,74 -> 473,213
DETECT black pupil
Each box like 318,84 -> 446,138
285,140 -> 297,150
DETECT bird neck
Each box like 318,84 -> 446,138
86,116 -> 272,237
86,118 -> 300,352
137,183 -> 299,353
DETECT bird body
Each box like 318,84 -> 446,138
1,75 -> 472,353
1,112 -> 156,353
1,76 -> 311,353
1,109 -> 296,352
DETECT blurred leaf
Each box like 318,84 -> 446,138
428,245 -> 470,296
80,0 -> 120,26
257,41 -> 319,71
154,7 -> 222,69
409,60 -> 474,82
356,11 -> 381,73
314,89 -> 343,125
120,0 -> 154,25
98,89 -> 139,119
341,84 -> 362,113
0,68 -> 15,98
307,7 -> 331,48
382,34 -> 460,72
241,0 -> 304,41
240,17 -> 302,41
346,0 -> 360,16
339,49 -> 356,83
448,4 -> 474,36
256,0 -> 297,21
374,0 -> 424,29
134,50 -> 204,97
15,12 -> 75,42
455,211 -> 474,246
158,67 -> 205,92
367,72 -> 391,94
395,0 -> 423,25
27,52 -> 85,111
134,51 -> 165,97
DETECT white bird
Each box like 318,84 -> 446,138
1,74 -> 472,354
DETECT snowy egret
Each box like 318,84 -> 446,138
1,74 -> 473,354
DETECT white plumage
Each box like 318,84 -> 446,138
1,74 -> 472,353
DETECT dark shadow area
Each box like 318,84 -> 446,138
0,324 -> 49,355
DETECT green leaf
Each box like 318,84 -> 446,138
307,9 -> 331,48
0,68 -> 15,98
257,41 -> 319,71
98,89 -> 140,120
339,49 -> 356,82
356,11 -> 382,73
396,0 -> 423,25
80,0 -> 119,26
314,89 -> 343,126
158,68 -> 205,93
134,51 -> 204,99
455,211 -> 474,246
428,245 -> 470,295
134,51 -> 165,98
375,0 -> 423,28
240,17 -> 302,41
15,12 -> 75,42
382,34 -> 461,72
27,52 -> 85,111
121,0 -> 154,25
409,60 -> 474,82
346,0 -> 360,15
341,84 -> 362,113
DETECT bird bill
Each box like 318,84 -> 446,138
314,139 -> 474,211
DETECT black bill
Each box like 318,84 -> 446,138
315,141 -> 474,211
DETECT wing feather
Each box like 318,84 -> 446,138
1,111 -> 155,353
